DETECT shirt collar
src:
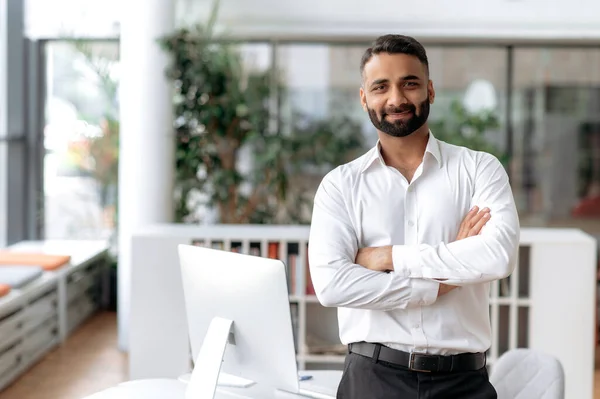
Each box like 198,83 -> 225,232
360,130 -> 443,173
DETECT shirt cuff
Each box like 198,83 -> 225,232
410,278 -> 440,307
392,245 -> 421,277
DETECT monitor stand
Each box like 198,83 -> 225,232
179,373 -> 256,389
185,317 -> 256,399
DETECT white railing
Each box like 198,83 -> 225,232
128,224 -> 596,399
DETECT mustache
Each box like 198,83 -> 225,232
382,104 -> 416,116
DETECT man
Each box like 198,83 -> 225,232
308,34 -> 520,399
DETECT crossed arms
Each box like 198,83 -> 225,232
307,155 -> 520,311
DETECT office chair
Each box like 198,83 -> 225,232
489,348 -> 565,399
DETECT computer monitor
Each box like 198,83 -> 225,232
177,244 -> 313,398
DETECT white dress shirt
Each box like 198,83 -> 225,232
308,131 -> 520,355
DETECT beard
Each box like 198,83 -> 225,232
367,97 -> 430,138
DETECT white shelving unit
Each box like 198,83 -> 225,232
128,225 -> 596,399
0,240 -> 109,392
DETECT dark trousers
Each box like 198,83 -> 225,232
337,352 -> 497,399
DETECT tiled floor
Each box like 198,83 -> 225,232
0,312 -> 127,399
1,312 -> 600,398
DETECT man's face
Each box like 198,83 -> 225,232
360,53 -> 435,138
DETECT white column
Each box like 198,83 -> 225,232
118,0 -> 175,350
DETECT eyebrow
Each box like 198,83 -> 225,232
401,75 -> 420,81
369,75 -> 421,88
370,78 -> 388,88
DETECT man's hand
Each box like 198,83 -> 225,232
455,206 -> 490,241
439,206 -> 491,296
438,283 -> 457,296
355,246 -> 392,272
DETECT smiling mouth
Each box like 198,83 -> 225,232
385,111 -> 412,120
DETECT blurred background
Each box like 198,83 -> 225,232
11,1 -> 600,243
1,0 -> 600,398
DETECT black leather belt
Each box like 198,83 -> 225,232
348,342 -> 486,373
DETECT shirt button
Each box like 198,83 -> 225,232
408,220 -> 415,227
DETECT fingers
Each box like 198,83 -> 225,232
469,208 -> 491,236
457,206 -> 479,239
456,207 -> 491,241
468,207 -> 489,226
464,206 -> 479,224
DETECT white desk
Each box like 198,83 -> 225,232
82,370 -> 342,399
212,370 -> 341,399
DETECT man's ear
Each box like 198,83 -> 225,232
428,80 -> 436,104
360,87 -> 367,111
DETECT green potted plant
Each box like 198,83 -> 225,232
159,3 -> 365,224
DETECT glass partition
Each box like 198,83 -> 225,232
512,47 -> 600,233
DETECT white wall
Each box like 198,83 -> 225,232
24,0 -> 600,41
177,0 -> 600,42
25,0 -> 121,39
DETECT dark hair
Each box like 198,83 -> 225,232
360,34 -> 429,78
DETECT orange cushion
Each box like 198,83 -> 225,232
0,284 -> 10,297
0,252 -> 71,271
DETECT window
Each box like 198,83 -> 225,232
43,40 -> 119,241
277,44 -> 373,141
275,44 -> 372,221
34,39 -> 600,235
425,46 -> 508,162
512,48 -> 600,229
275,44 -> 509,218
277,44 -> 508,157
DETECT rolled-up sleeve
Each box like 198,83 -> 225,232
309,168 -> 441,309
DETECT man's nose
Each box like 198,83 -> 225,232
387,87 -> 407,108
